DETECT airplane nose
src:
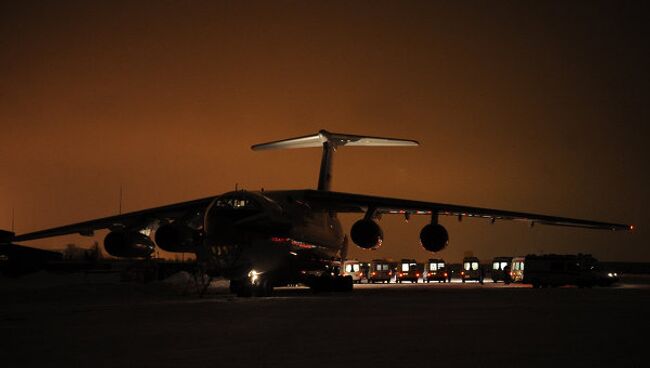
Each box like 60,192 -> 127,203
204,193 -> 262,242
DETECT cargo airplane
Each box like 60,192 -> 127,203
0,130 -> 633,296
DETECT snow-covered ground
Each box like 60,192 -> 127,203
1,274 -> 647,367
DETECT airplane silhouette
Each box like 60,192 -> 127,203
0,130 -> 632,296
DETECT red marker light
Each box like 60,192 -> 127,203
630,225 -> 635,231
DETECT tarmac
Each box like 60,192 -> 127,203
1,273 -> 647,367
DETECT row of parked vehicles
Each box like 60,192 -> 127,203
343,254 -> 619,287
343,258 -> 454,284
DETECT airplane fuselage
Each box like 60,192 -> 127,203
197,190 -> 346,284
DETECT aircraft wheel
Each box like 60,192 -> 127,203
309,274 -> 332,293
252,278 -> 273,297
230,279 -> 253,297
334,275 -> 353,292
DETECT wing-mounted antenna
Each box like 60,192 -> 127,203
252,130 -> 419,191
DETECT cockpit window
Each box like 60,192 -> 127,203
215,196 -> 258,209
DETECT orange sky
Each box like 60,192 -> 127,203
1,1 -> 647,261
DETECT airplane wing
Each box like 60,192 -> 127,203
300,190 -> 632,231
9,196 -> 217,242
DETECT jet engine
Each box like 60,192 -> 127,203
104,230 -> 155,258
350,219 -> 383,249
154,223 -> 201,252
419,224 -> 449,252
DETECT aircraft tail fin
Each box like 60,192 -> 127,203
252,130 -> 419,191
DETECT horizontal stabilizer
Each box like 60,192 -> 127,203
251,130 -> 419,150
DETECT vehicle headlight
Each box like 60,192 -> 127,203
607,273 -> 613,277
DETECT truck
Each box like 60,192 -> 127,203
523,254 -> 618,288
491,256 -> 513,283
424,258 -> 450,283
461,256 -> 483,283
368,259 -> 394,283
396,259 -> 423,283
510,256 -> 525,282
342,260 -> 366,283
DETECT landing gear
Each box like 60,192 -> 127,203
229,272 -> 274,297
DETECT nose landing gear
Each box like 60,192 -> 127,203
229,270 -> 274,297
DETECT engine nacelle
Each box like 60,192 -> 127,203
419,224 -> 449,252
104,230 -> 155,258
154,223 -> 201,252
350,219 -> 383,249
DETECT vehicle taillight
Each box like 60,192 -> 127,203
444,273 -> 448,277
416,273 -> 420,277
372,272 -> 376,276
388,271 -> 392,275
461,271 -> 465,275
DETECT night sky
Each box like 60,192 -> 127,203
1,1 -> 648,261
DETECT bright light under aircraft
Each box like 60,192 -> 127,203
1,130 -> 632,297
